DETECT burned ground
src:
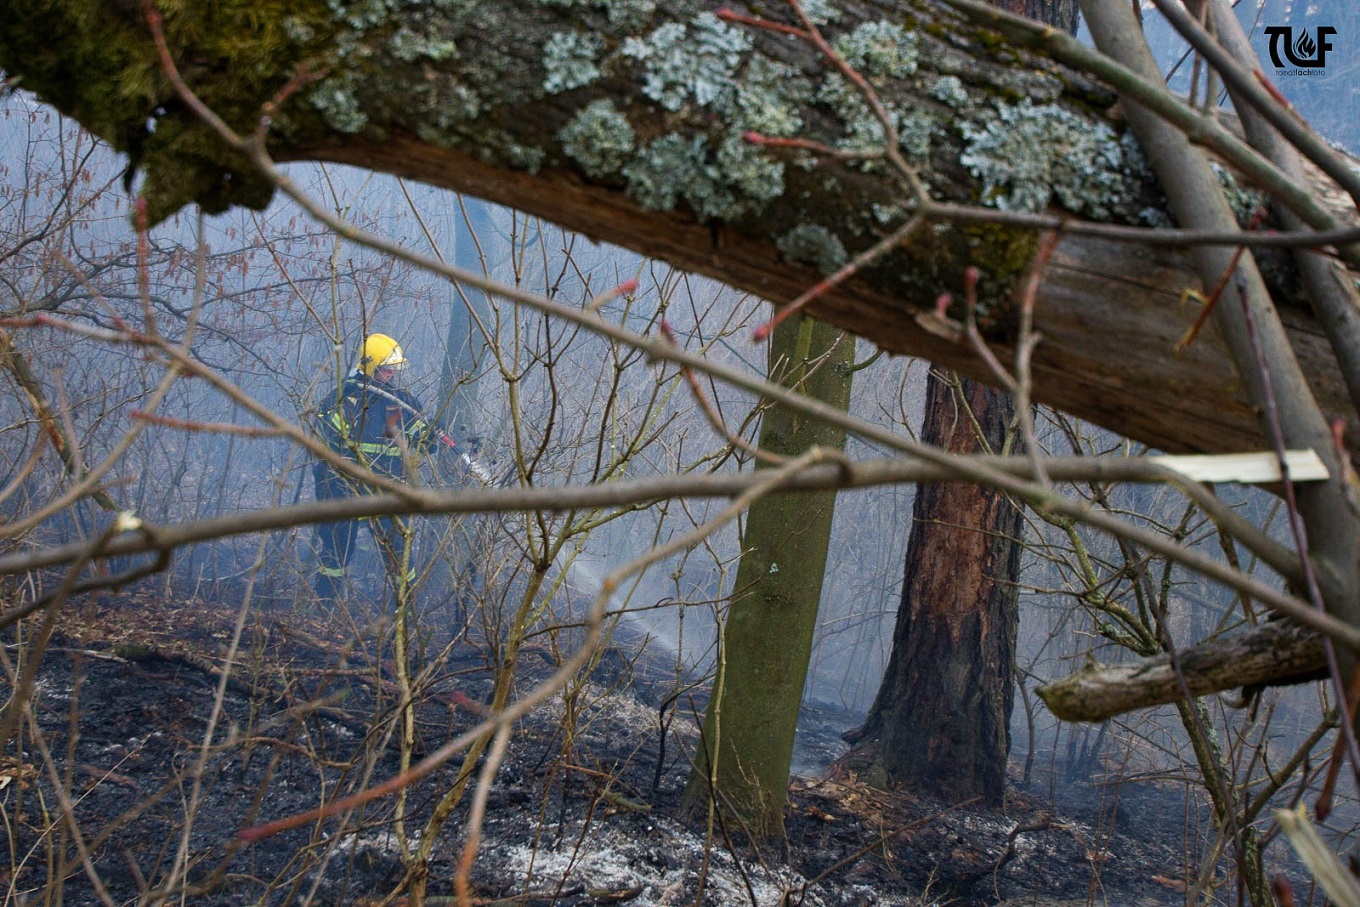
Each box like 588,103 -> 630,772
0,589 -> 1307,905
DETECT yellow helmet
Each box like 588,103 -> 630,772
357,333 -> 408,375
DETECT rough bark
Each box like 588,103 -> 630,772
1037,619 -> 1326,722
3,0 -> 1357,462
844,371 -> 1022,808
681,315 -> 854,839
992,0 -> 1080,35
837,0 -> 1053,812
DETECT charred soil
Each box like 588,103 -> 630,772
0,591 -> 1289,905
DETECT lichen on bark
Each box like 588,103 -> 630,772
0,0 -> 1163,319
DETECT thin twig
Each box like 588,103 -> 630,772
129,410 -> 284,437
1012,231 -> 1061,486
660,320 -> 777,464
1175,208 -> 1267,352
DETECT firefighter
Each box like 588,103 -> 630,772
311,333 -> 443,605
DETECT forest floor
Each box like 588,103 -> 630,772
1,589 -> 1306,905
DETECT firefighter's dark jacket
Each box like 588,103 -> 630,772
316,372 -> 440,479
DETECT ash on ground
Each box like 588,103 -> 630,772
2,594 -> 1309,905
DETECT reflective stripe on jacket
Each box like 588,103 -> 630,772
316,374 -> 437,477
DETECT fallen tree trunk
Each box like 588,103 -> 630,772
2,0 -> 1357,460
1037,619 -> 1327,722
327,137 -> 1359,461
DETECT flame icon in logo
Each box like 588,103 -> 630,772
1294,30 -> 1317,59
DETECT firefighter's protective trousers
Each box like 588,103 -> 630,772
311,464 -> 417,601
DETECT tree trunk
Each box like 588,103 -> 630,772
836,0 -> 1068,814
4,1 -> 1357,462
431,196 -> 495,616
681,314 -> 853,839
436,197 -> 494,442
845,370 -> 1021,808
992,0 -> 1079,34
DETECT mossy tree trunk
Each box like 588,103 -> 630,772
681,314 -> 853,840
844,370 -> 1021,807
3,1 -> 1356,462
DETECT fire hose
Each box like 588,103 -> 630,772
359,381 -> 500,486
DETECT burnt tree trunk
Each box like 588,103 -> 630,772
847,370 -> 1022,807
841,0 -> 1064,812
